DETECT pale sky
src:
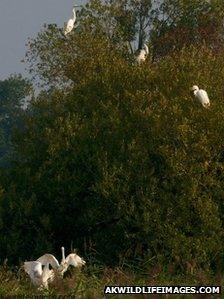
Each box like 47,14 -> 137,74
0,0 -> 85,80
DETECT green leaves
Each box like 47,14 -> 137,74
151,0 -> 224,58
0,75 -> 32,167
1,0 -> 224,274
3,40 -> 224,269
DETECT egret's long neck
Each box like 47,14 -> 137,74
72,9 -> 76,20
144,45 -> 149,55
193,90 -> 198,96
61,247 -> 65,263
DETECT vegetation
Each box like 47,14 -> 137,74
0,263 -> 222,298
0,75 -> 32,167
0,0 -> 224,296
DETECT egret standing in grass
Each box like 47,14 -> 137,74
24,260 -> 56,289
37,247 -> 86,278
24,247 -> 86,289
64,5 -> 80,36
191,85 -> 210,108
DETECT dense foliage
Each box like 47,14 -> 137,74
0,0 -> 224,279
0,75 -> 31,166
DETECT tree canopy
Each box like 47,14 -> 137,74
0,75 -> 32,167
0,0 -> 224,275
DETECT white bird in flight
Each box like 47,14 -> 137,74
136,44 -> 149,65
64,6 -> 80,36
24,247 -> 86,289
191,85 -> 210,108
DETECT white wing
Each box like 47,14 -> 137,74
57,251 -> 86,277
37,253 -> 60,269
24,261 -> 42,277
65,253 -> 86,268
196,90 -> 210,107
24,261 -> 42,285
64,19 -> 75,35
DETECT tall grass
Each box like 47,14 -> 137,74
0,262 -> 222,298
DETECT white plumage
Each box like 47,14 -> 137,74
64,7 -> 77,36
24,260 -> 55,289
24,247 -> 86,289
36,253 -> 60,269
191,85 -> 210,108
59,249 -> 86,276
136,44 -> 149,65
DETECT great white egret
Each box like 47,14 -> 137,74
191,85 -> 210,108
24,247 -> 86,289
136,44 -> 149,65
59,247 -> 86,276
24,260 -> 55,289
64,6 -> 80,36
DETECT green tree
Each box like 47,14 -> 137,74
25,0 -> 154,88
2,39 -> 224,272
25,0 -> 224,88
0,75 -> 32,167
151,0 -> 224,58
82,0 -> 153,49
1,0 -> 224,275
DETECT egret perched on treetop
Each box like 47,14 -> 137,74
136,44 -> 149,65
64,5 -> 80,36
191,85 -> 210,108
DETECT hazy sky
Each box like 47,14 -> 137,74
0,0 -> 85,80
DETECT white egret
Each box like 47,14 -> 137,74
24,247 -> 86,289
136,44 -> 149,65
58,247 -> 86,276
24,260 -> 55,289
64,6 -> 80,36
191,85 -> 210,108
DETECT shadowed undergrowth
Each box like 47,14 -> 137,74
0,262 -> 222,298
